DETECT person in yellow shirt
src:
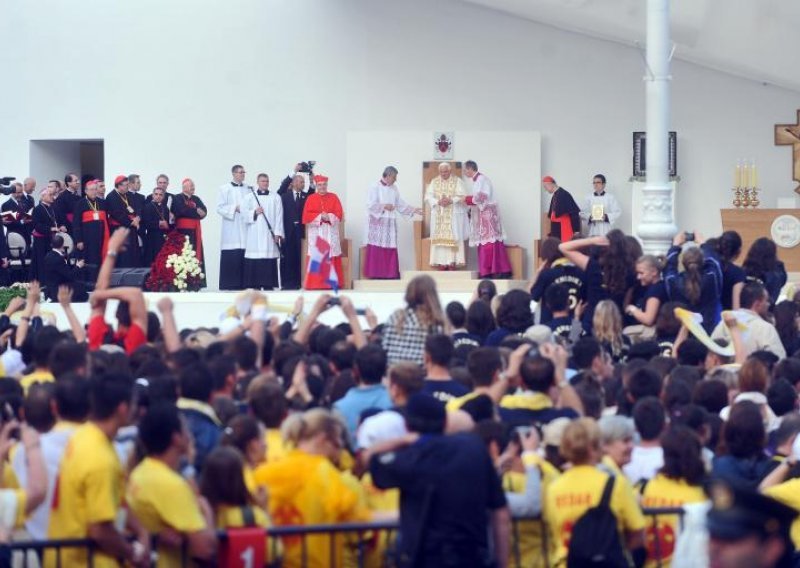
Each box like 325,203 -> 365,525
0,420 -> 47,538
221,414 -> 267,507
200,446 -> 282,564
760,429 -> 800,549
640,426 -> 707,567
248,379 -> 289,463
253,408 -> 372,568
46,373 -> 149,568
20,327 -> 60,394
127,403 -> 217,568
544,418 -> 646,567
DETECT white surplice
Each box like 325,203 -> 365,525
216,182 -> 248,250
242,190 -> 284,259
425,176 -> 468,266
580,191 -> 622,237
365,180 -> 416,248
466,172 -> 507,246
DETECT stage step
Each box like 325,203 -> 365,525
353,278 -> 529,293
401,270 -> 477,280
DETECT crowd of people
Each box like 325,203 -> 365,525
2,167 -> 800,567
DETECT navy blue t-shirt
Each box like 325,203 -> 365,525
547,315 -> 574,340
581,258 -> 635,334
720,262 -> 746,311
370,433 -> 506,568
625,281 -> 668,326
422,379 -> 470,405
530,262 -> 585,324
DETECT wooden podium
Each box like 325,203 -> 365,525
720,209 -> 800,271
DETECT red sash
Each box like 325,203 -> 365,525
176,218 -> 203,262
550,212 -> 575,242
81,210 -> 110,259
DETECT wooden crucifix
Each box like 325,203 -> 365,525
775,110 -> 800,194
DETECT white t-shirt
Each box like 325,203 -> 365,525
623,445 -> 664,484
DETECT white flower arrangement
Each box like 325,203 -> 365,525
164,236 -> 205,292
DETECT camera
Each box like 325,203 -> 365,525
327,297 -> 341,307
525,343 -> 541,359
0,176 -> 15,196
684,231 -> 695,242
298,161 -> 316,174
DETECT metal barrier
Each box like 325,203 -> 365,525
5,508 -> 686,568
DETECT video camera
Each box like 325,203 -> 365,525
298,161 -> 316,175
0,177 -> 16,196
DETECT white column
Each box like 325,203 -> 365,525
636,0 -> 677,254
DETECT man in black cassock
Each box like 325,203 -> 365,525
279,174 -> 308,290
53,173 -> 81,236
72,180 -> 109,269
543,175 -> 581,241
145,174 -> 176,213
141,187 -> 174,266
30,187 -> 62,281
1,183 -> 33,247
171,178 -> 207,287
105,175 -> 143,268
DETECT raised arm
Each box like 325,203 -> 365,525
58,286 -> 86,343
558,235 -> 607,272
339,295 -> 366,349
156,297 -> 181,353
91,287 -> 148,333
294,294 -> 331,346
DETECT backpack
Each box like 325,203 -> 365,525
566,475 -> 630,568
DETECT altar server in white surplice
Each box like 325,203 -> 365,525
363,166 -> 424,279
243,174 -> 284,290
425,162 -> 468,269
580,174 -> 622,237
217,164 -> 249,290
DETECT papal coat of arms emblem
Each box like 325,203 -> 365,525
433,132 -> 454,160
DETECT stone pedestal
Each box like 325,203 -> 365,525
632,178 -> 679,255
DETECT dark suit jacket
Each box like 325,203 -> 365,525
42,251 -> 88,301
281,190 -> 308,241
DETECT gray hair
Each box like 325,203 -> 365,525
598,415 -> 635,445
382,166 -> 398,178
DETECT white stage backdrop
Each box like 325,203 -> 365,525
345,130 -> 541,276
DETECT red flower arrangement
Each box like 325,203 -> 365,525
145,231 -> 205,292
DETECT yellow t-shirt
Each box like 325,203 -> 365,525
20,370 -> 54,394
216,504 -> 282,563
765,477 -> 800,548
253,449 -> 371,568
640,474 -> 706,568
544,464 -> 646,567
503,455 -> 561,568
45,422 -> 123,568
126,457 -> 207,568
265,428 -> 288,464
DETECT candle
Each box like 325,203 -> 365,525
753,162 -> 758,188
735,163 -> 742,188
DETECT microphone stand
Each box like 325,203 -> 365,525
248,186 -> 283,290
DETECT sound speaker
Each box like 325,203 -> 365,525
109,268 -> 151,289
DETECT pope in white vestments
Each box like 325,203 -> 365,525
216,165 -> 249,290
243,174 -> 284,290
580,174 -> 622,237
364,166 -> 423,279
425,162 -> 468,269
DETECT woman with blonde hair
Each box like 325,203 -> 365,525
625,254 -> 667,328
593,300 -> 630,362
382,274 -> 447,364
253,408 -> 372,568
544,418 -> 645,567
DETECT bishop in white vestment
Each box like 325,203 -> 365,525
464,161 -> 512,278
425,162 -> 468,269
216,165 -> 248,290
364,166 -> 423,279
580,174 -> 622,237
243,174 -> 284,290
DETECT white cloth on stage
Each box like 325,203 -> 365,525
425,176 -> 467,266
580,191 -> 622,237
216,182 -> 248,250
365,180 -> 416,248
467,172 -> 507,246
243,191 -> 284,259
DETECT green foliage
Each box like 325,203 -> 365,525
0,285 -> 28,312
